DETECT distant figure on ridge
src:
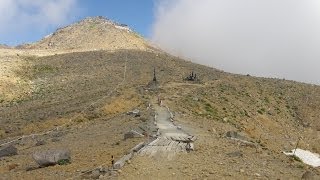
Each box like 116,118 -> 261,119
185,71 -> 199,82
146,67 -> 159,90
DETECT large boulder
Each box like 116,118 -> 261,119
0,145 -> 18,158
32,149 -> 71,167
226,131 -> 239,138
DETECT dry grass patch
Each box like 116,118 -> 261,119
103,90 -> 142,116
21,117 -> 70,135
0,55 -> 32,102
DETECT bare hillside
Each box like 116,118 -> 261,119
0,17 -> 319,179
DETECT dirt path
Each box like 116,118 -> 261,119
137,103 -> 195,159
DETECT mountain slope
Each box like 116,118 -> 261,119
0,16 -> 157,105
21,16 -> 153,51
0,16 -> 319,179
0,44 -> 10,49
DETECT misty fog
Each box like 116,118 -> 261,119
151,0 -> 320,85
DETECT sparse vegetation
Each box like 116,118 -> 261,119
57,159 -> 71,165
33,64 -> 57,75
296,164 -> 304,169
1,16 -> 320,180
204,103 -> 216,115
292,155 -> 303,162
257,110 -> 263,114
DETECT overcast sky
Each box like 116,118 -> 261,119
152,0 -> 320,85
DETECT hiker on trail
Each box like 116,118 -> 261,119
111,155 -> 114,166
158,95 -> 163,106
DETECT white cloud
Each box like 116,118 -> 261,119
0,0 -> 79,44
152,0 -> 320,85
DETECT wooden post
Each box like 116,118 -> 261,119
293,138 -> 301,155
153,67 -> 157,82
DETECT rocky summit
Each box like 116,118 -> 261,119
0,16 -> 319,179
20,16 -> 153,52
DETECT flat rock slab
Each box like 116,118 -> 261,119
138,137 -> 190,158
33,149 -> 71,167
0,145 -> 17,158
130,142 -> 145,153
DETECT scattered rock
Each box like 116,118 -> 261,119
254,173 -> 261,177
32,149 -> 71,167
130,142 -> 145,153
226,131 -> 238,138
302,122 -> 311,128
267,109 -> 275,116
193,97 -> 199,101
186,143 -> 194,152
98,166 -> 106,173
124,132 -> 135,140
223,117 -> 228,123
225,131 -> 250,143
109,170 -> 118,176
35,140 -> 46,146
91,169 -> 102,179
0,145 -> 18,158
123,130 -> 144,140
210,127 -> 217,134
127,109 -> 140,117
113,153 -> 133,169
284,134 -> 289,139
